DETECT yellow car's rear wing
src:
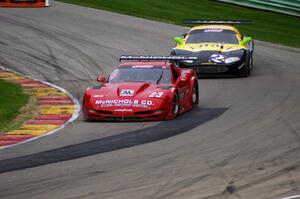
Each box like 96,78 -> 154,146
0,0 -> 49,7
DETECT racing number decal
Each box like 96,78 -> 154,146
149,92 -> 163,98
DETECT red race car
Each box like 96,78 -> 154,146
82,55 -> 199,121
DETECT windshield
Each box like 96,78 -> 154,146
108,66 -> 172,84
186,29 -> 239,44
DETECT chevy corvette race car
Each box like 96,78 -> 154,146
171,20 -> 254,77
82,55 -> 199,121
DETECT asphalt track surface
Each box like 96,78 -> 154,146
0,1 -> 300,199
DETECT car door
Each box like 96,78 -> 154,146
171,65 -> 190,102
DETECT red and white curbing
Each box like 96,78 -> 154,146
0,66 -> 80,149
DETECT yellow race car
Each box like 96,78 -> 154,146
171,20 -> 254,77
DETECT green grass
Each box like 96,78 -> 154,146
59,0 -> 300,48
0,79 -> 29,133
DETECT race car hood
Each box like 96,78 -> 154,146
92,82 -> 156,98
174,42 -> 245,53
173,48 -> 245,65
86,82 -> 171,111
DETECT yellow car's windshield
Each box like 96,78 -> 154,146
186,29 -> 239,44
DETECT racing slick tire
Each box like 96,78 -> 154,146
237,54 -> 252,77
173,92 -> 180,118
83,107 -> 92,122
250,53 -> 254,71
192,81 -> 199,105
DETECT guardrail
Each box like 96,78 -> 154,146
217,0 -> 300,17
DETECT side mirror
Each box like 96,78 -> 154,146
97,75 -> 106,84
179,34 -> 187,39
173,36 -> 184,45
241,37 -> 252,45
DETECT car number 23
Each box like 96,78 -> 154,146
149,92 -> 163,98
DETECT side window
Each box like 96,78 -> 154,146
171,65 -> 178,82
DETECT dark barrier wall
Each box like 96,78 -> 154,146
217,0 -> 300,17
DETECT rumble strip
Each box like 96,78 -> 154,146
0,67 -> 80,149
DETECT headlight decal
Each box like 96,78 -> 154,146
224,57 -> 241,64
183,60 -> 194,63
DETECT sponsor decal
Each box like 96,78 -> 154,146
120,55 -> 198,61
132,65 -> 154,68
204,29 -> 223,33
93,94 -> 105,98
179,92 -> 185,100
209,54 -> 225,63
186,88 -> 190,96
120,89 -> 134,96
201,62 -> 216,65
115,109 -> 133,112
95,99 -> 154,107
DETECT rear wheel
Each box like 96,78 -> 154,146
250,53 -> 254,71
172,92 -> 179,118
192,81 -> 199,105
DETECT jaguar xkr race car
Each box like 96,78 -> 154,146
171,20 -> 254,77
82,55 -> 199,121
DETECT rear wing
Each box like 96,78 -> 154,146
119,55 -> 198,62
183,20 -> 252,25
0,0 -> 49,7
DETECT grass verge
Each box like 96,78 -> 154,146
59,0 -> 300,48
0,79 -> 35,133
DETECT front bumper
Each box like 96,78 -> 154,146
85,108 -> 168,121
180,62 -> 245,74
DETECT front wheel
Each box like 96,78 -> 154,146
237,57 -> 251,77
82,107 -> 92,122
